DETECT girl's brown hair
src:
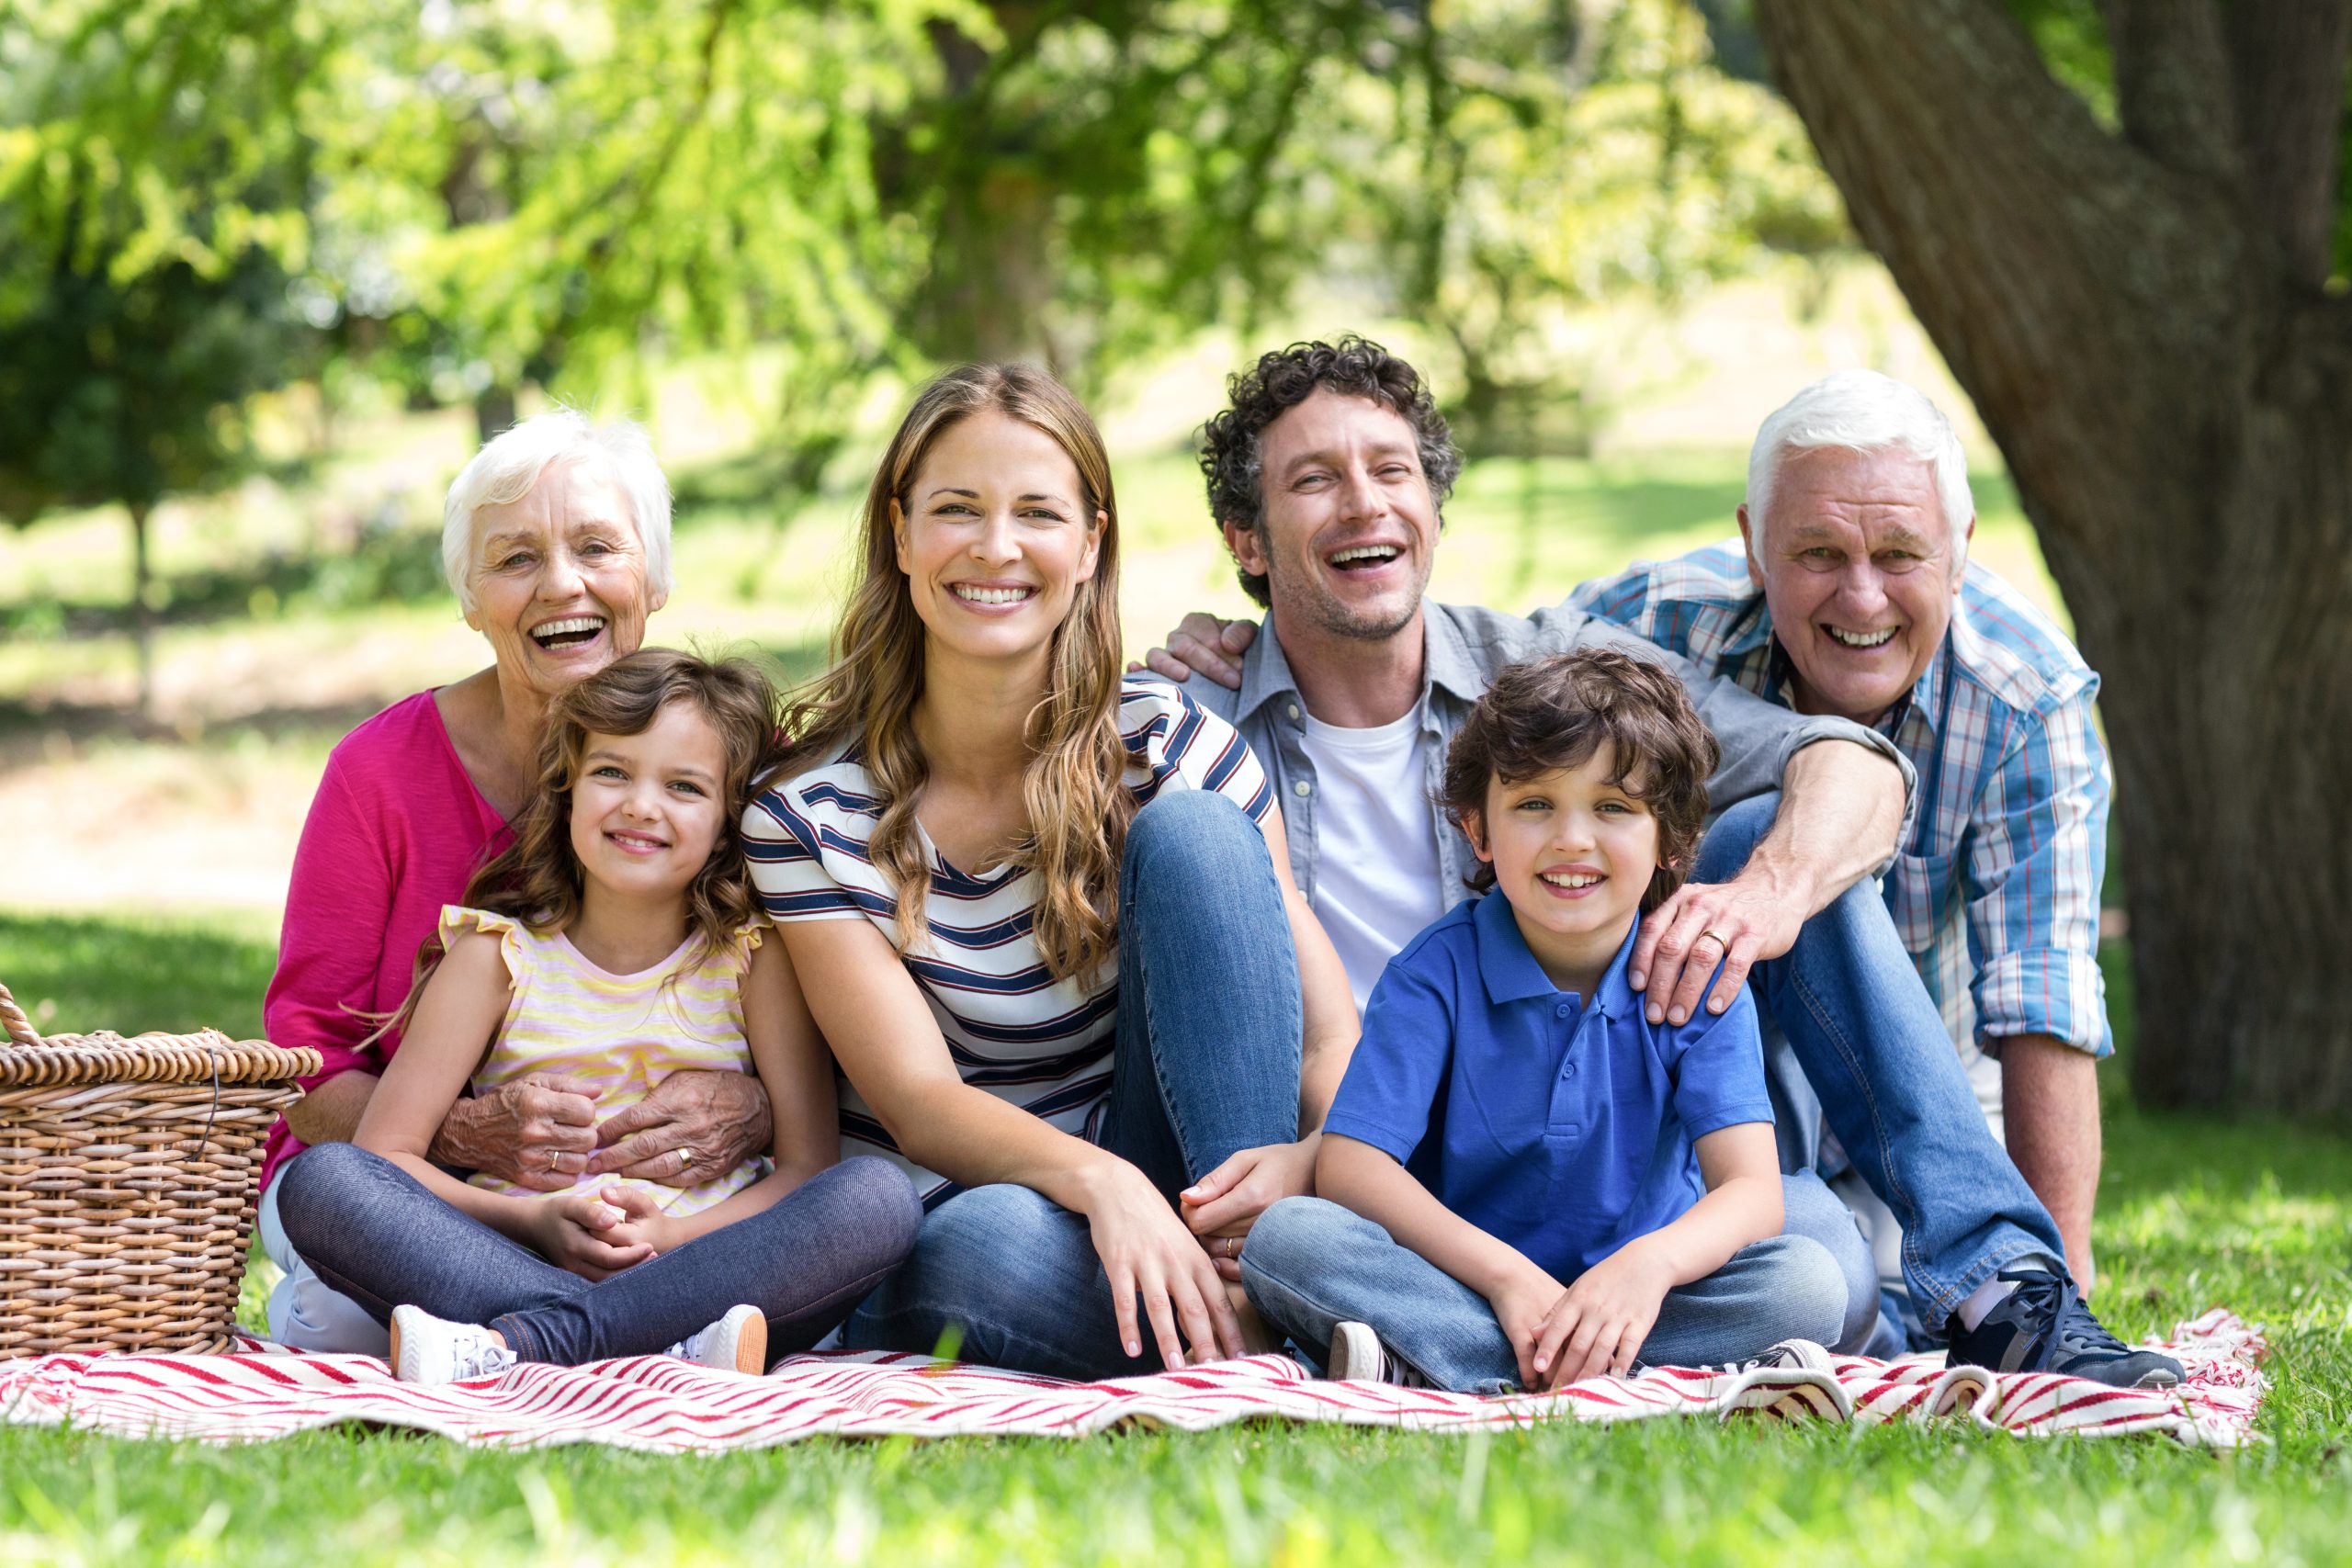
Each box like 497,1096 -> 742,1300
471,647 -> 781,957
1440,649 -> 1720,912
375,649 -> 782,1043
779,363 -> 1128,983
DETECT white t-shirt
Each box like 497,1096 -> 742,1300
1297,708 -> 1446,1011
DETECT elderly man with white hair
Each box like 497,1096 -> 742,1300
255,410 -> 772,1352
1569,369 -> 2110,1345
1147,340 -> 2176,1386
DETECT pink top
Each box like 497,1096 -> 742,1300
259,691 -> 511,1191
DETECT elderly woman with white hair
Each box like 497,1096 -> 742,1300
256,411 -> 772,1352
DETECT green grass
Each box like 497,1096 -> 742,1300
3,913 -> 2350,1566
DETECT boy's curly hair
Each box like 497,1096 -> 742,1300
1196,336 -> 1463,606
1440,649 -> 1720,911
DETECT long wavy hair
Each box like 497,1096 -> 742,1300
374,649 -> 782,1044
781,364 -> 1131,983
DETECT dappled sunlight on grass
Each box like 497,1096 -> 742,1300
3,910 -> 2348,1565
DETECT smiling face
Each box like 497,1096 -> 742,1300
891,410 -> 1104,669
1739,445 -> 1970,727
1464,744 -> 1662,989
1226,389 -> 1438,645
465,457 -> 664,702
567,698 -> 729,909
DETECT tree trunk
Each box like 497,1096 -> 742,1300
474,385 -> 518,446
1751,0 -> 2352,1121
128,501 -> 154,721
907,6 -> 1058,367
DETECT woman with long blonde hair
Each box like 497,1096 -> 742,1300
746,364 -> 1357,1377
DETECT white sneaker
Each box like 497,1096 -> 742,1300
1326,1321 -> 1426,1387
388,1304 -> 518,1385
663,1303 -> 767,1375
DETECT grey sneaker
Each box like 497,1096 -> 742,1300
664,1303 -> 768,1375
1326,1321 -> 1427,1387
389,1304 -> 517,1385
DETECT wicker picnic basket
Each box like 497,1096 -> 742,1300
0,976 -> 318,1358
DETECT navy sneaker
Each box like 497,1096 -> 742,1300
1944,1268 -> 2183,1389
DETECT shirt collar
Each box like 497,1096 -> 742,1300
1233,615 -> 1305,724
1719,593 -> 1775,660
1472,888 -> 1639,1020
1419,601 -> 1491,705
1238,600 -> 1473,721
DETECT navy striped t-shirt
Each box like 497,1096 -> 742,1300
743,679 -> 1274,1201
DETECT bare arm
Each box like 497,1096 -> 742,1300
1634,738 -> 1905,1025
1998,1033 -> 2101,1292
620,937 -> 842,1251
777,914 -> 1241,1369
353,933 -> 654,1279
1317,1134 -> 1564,1387
284,1063 -> 605,1189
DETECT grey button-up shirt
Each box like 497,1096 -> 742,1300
1175,597 -> 1917,912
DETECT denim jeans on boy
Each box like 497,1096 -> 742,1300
1240,1194 -> 1849,1393
1694,793 -> 2065,1338
842,787 -> 1304,1381
275,1145 -> 922,1365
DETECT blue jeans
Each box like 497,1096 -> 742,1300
1696,794 -> 2064,1335
1239,1194 -> 1849,1393
842,787 -> 1304,1380
276,1143 -> 922,1365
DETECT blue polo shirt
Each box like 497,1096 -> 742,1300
1321,891 -> 1775,1280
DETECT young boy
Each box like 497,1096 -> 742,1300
1240,649 -> 1848,1391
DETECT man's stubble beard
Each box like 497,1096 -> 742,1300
1261,525 -> 1433,647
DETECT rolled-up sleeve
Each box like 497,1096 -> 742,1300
1964,675 -> 2112,1056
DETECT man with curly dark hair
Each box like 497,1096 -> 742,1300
1149,337 -> 2178,1389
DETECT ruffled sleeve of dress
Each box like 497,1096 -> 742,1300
435,905 -> 532,1010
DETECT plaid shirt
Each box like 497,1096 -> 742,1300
1572,544 -> 2111,1059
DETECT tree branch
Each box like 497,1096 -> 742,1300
2103,0 -> 2237,177
1751,0 -> 2240,559
2224,0 -> 2352,286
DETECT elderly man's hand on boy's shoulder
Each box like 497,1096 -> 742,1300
1630,874 -> 1806,1027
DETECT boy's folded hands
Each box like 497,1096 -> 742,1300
1528,1239 -> 1675,1389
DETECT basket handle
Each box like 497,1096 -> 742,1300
0,978 -> 40,1048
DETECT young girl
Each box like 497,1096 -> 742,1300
275,649 -> 922,1383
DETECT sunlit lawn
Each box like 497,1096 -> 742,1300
1,910 -> 2348,1567
4,334 -> 2343,1563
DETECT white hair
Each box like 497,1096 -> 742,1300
1747,370 -> 1973,552
440,409 -> 673,614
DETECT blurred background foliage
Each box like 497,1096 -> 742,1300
0,0 -> 1846,548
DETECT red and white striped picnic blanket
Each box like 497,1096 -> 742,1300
0,1310 -> 2263,1450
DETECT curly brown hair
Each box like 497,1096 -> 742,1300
1197,336 -> 1463,607
1440,649 -> 1720,912
374,649 -> 783,1045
